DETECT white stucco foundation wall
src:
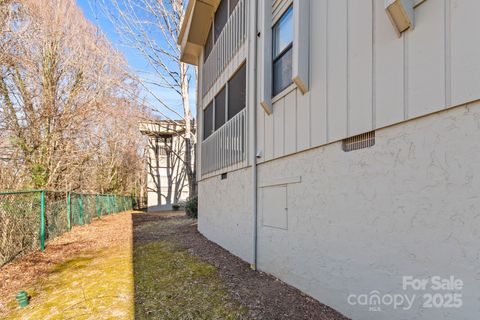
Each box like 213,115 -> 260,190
198,167 -> 253,262
256,101 -> 480,320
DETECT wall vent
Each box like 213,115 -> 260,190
342,131 -> 376,152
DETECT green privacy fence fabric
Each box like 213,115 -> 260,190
0,190 -> 138,267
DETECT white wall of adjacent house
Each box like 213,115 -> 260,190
146,135 -> 189,211
194,0 -> 480,319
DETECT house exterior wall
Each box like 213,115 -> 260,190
182,0 -> 480,319
256,0 -> 480,164
198,167 -> 253,262
196,97 -> 480,320
146,135 -> 189,211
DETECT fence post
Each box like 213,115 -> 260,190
40,190 -> 45,251
96,194 -> 101,218
79,194 -> 84,225
67,192 -> 71,230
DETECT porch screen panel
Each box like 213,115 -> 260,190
229,0 -> 240,14
228,63 -> 246,119
204,101 -> 214,139
214,0 -> 228,41
204,26 -> 213,62
215,87 -> 226,130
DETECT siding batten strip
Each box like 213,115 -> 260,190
403,31 -> 409,120
346,0 -> 350,137
444,0 -> 451,108
372,0 -> 376,129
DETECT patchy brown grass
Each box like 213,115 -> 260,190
132,212 -> 350,320
0,212 -> 135,319
1,211 -> 349,320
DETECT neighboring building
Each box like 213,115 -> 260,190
179,1 -> 480,319
140,120 -> 192,211
0,139 -> 11,163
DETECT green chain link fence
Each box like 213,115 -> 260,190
0,190 -> 143,267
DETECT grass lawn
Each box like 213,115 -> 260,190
2,211 -> 348,320
1,212 -> 245,320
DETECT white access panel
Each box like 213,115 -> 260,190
262,185 -> 288,229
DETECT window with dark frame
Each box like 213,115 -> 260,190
203,101 -> 214,139
214,86 -> 226,130
272,6 -> 294,97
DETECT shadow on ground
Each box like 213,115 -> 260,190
131,211 -> 350,320
1,212 -> 348,320
131,211 -> 246,319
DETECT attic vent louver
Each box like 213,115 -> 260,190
342,131 -> 375,152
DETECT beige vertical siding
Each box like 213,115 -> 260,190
326,0 -> 348,142
348,0 -> 373,136
374,0 -> 405,127
256,0 -> 480,164
450,0 -> 480,106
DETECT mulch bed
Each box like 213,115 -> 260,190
132,212 -> 350,320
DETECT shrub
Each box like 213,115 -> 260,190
185,195 -> 198,219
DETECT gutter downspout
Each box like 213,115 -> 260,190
251,0 -> 259,271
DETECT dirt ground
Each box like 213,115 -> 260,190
133,212 -> 349,320
0,211 -> 350,320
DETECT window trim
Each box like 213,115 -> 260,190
272,0 -> 294,26
271,82 -> 296,104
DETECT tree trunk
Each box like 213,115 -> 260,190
180,62 -> 197,197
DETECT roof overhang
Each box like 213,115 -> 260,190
139,121 -> 187,137
178,0 -> 220,65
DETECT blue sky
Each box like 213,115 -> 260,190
76,0 -> 196,120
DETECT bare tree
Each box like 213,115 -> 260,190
0,0 -> 147,194
99,0 -> 197,197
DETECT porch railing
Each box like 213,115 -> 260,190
202,0 -> 248,96
201,108 -> 247,175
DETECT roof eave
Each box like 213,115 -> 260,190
178,0 -> 220,65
